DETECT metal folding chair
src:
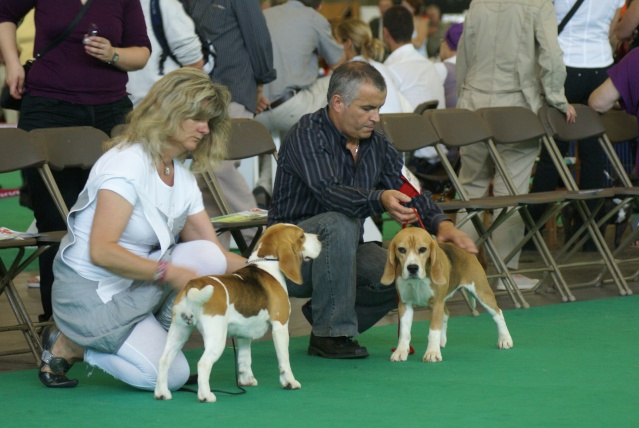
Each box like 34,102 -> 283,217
538,104 -> 632,296
200,118 -> 277,257
0,128 -> 66,362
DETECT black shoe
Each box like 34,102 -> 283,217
252,186 -> 271,210
39,325 -> 78,388
301,300 -> 313,325
308,333 -> 369,359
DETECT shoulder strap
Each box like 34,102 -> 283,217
150,0 -> 183,75
557,0 -> 586,35
35,0 -> 96,60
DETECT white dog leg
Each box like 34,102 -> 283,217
236,338 -> 258,386
424,329 -> 443,362
440,312 -> 449,348
196,316 -> 227,403
491,310 -> 513,349
271,321 -> 300,389
154,322 -> 192,400
391,304 -> 414,362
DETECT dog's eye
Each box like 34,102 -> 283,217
398,247 -> 406,254
418,247 -> 427,254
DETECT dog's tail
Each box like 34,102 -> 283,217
186,285 -> 214,305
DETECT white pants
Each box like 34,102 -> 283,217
84,240 -> 227,391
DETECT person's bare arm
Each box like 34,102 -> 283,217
0,21 -> 24,99
83,35 -> 150,71
588,78 -> 620,113
616,1 -> 639,41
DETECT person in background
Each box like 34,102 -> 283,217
38,68 -> 246,390
589,48 -> 639,173
528,0 -> 624,252
333,18 -> 412,114
455,0 -> 576,291
182,0 -> 276,248
433,22 -> 463,109
127,0 -> 204,107
0,0 -> 151,323
615,0 -> 639,56
404,0 -> 429,57
254,0 -> 344,208
268,61 -> 476,359
425,3 -> 449,59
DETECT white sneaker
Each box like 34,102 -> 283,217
496,274 -> 539,291
27,275 -> 40,288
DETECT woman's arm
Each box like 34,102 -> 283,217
89,189 -> 197,291
588,78 -> 621,113
83,36 -> 150,72
616,1 -> 639,41
180,210 -> 247,273
0,21 -> 24,99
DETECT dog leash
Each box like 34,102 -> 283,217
178,338 -> 247,396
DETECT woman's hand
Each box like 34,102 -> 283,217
164,263 -> 199,292
83,35 -> 117,64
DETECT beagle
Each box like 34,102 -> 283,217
381,227 -> 513,363
154,223 -> 321,402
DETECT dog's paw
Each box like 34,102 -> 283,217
198,391 -> 217,403
423,349 -> 442,363
239,374 -> 258,387
154,385 -> 172,400
390,347 -> 409,362
282,379 -> 301,390
498,336 -> 513,349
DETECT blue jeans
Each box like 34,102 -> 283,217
19,94 -> 133,319
285,212 -> 397,337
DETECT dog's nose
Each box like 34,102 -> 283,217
407,264 -> 419,275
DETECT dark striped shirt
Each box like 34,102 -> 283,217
268,107 -> 450,237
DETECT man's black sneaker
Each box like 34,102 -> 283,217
308,333 -> 369,359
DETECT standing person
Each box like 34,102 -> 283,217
182,0 -> 277,247
39,68 -> 246,390
253,0 -> 344,206
127,0 -> 204,107
433,22 -> 463,109
529,0 -> 624,252
589,48 -> 639,172
425,3 -> 449,59
382,5 -> 445,111
268,61 -> 476,359
0,0 -> 151,322
455,0 -> 576,291
615,0 -> 639,56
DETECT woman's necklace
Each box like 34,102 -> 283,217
161,159 -> 172,176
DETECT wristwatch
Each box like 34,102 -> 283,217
107,50 -> 119,65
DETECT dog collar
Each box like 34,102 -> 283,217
245,258 -> 279,265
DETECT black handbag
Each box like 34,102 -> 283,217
0,0 -> 95,111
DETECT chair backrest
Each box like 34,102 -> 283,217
600,109 -> 638,144
30,126 -> 109,170
379,113 -> 440,153
413,99 -> 439,115
425,108 -> 492,147
539,104 -> 605,141
226,118 -> 277,161
0,128 -> 47,173
478,106 -> 546,144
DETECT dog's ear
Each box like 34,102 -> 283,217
429,239 -> 447,286
278,243 -> 303,285
381,238 -> 398,285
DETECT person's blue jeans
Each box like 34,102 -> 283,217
19,94 -> 133,319
285,212 -> 397,337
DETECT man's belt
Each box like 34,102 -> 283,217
269,89 -> 297,110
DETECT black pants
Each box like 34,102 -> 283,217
18,94 -> 132,319
529,66 -> 609,237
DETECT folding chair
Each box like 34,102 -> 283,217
200,118 -> 277,257
30,126 -> 109,223
0,128 -> 66,362
379,113 -> 530,308
538,104 -> 632,296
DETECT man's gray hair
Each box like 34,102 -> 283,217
327,61 -> 386,106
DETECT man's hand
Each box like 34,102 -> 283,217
436,220 -> 478,254
381,190 -> 417,224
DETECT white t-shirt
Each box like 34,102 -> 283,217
351,56 -> 413,113
554,0 -> 625,68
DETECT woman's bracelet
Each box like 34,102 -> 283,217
153,261 -> 169,282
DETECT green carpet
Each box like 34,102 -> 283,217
1,296 -> 637,427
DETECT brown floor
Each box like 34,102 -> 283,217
2,227 -> 638,374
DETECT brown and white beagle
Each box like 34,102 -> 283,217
154,223 -> 321,403
381,227 -> 513,363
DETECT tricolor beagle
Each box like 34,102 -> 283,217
381,227 -> 513,363
154,223 -> 321,402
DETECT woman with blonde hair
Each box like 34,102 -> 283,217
334,18 -> 412,113
38,68 -> 246,391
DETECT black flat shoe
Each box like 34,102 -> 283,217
39,325 -> 78,388
308,333 -> 369,359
